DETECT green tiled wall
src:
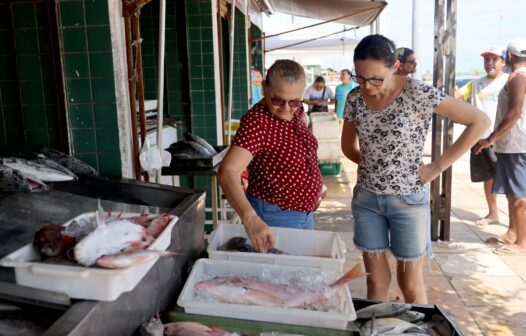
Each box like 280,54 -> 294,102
231,7 -> 249,120
186,0 -> 216,145
140,0 -> 187,130
0,1 -> 60,149
58,0 -> 121,177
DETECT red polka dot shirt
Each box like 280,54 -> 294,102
232,103 -> 322,212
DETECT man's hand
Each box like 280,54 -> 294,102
242,214 -> 276,253
473,138 -> 492,155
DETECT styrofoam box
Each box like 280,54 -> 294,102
317,138 -> 342,162
177,259 -> 356,329
207,224 -> 346,271
0,213 -> 178,301
310,113 -> 340,140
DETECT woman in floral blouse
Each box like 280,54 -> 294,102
342,35 -> 490,304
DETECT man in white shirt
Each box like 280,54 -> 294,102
475,37 -> 526,254
455,46 -> 508,226
303,76 -> 334,114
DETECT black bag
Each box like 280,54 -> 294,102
309,86 -> 328,113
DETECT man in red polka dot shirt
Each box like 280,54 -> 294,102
218,60 -> 323,253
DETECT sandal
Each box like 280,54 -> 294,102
493,245 -> 526,255
475,217 -> 500,226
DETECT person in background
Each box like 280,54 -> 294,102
342,35 -> 489,303
475,37 -> 526,254
218,59 -> 322,253
303,76 -> 335,114
334,69 -> 356,131
250,65 -> 263,106
454,46 -> 508,226
395,47 -> 418,76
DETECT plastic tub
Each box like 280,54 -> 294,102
207,224 -> 346,271
177,259 -> 356,330
0,212 -> 178,301
317,138 -> 342,161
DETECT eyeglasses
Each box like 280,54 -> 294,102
350,73 -> 384,86
269,95 -> 303,108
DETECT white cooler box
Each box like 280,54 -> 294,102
310,112 -> 340,140
0,212 -> 178,301
207,224 -> 346,271
317,138 -> 342,162
177,259 -> 356,330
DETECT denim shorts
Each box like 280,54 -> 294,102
246,194 -> 314,230
492,153 -> 526,198
351,185 -> 432,261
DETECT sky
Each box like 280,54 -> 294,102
262,0 -> 525,78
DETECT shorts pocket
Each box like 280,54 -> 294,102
400,190 -> 429,205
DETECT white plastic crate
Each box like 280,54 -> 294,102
0,212 -> 178,301
317,138 -> 342,162
177,259 -> 356,330
207,224 -> 346,271
310,113 -> 340,140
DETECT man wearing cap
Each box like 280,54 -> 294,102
395,47 -> 418,76
475,37 -> 526,255
455,46 -> 508,226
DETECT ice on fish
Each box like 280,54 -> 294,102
2,157 -> 74,182
194,263 -> 366,310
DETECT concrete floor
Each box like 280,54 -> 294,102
315,152 -> 526,336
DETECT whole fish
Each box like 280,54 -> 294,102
184,132 -> 217,156
181,140 -> 213,158
360,317 -> 425,336
145,214 -> 172,238
0,165 -> 32,192
2,157 -> 74,182
356,302 -> 412,320
218,236 -> 286,254
74,216 -> 150,266
96,250 -> 175,269
41,147 -> 98,176
194,263 -> 366,310
168,141 -> 208,159
398,310 -> 426,324
163,322 -> 231,336
34,157 -> 78,179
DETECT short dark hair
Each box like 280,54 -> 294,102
314,76 -> 325,83
354,34 -> 397,67
396,47 -> 415,63
341,69 -> 351,76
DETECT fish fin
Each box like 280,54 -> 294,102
95,199 -> 106,227
330,263 -> 367,288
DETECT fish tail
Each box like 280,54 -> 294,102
330,263 -> 367,288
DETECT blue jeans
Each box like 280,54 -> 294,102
246,194 -> 314,230
351,185 -> 432,261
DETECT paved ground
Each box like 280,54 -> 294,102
315,150 -> 526,335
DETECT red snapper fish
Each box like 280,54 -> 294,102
95,250 -> 175,269
194,263 -> 366,310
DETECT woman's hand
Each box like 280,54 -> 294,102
418,163 -> 442,184
242,214 -> 276,253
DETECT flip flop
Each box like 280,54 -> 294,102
485,237 -> 505,244
475,218 -> 500,226
493,245 -> 526,255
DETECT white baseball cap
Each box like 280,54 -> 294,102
480,46 -> 506,58
507,37 -> 526,57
